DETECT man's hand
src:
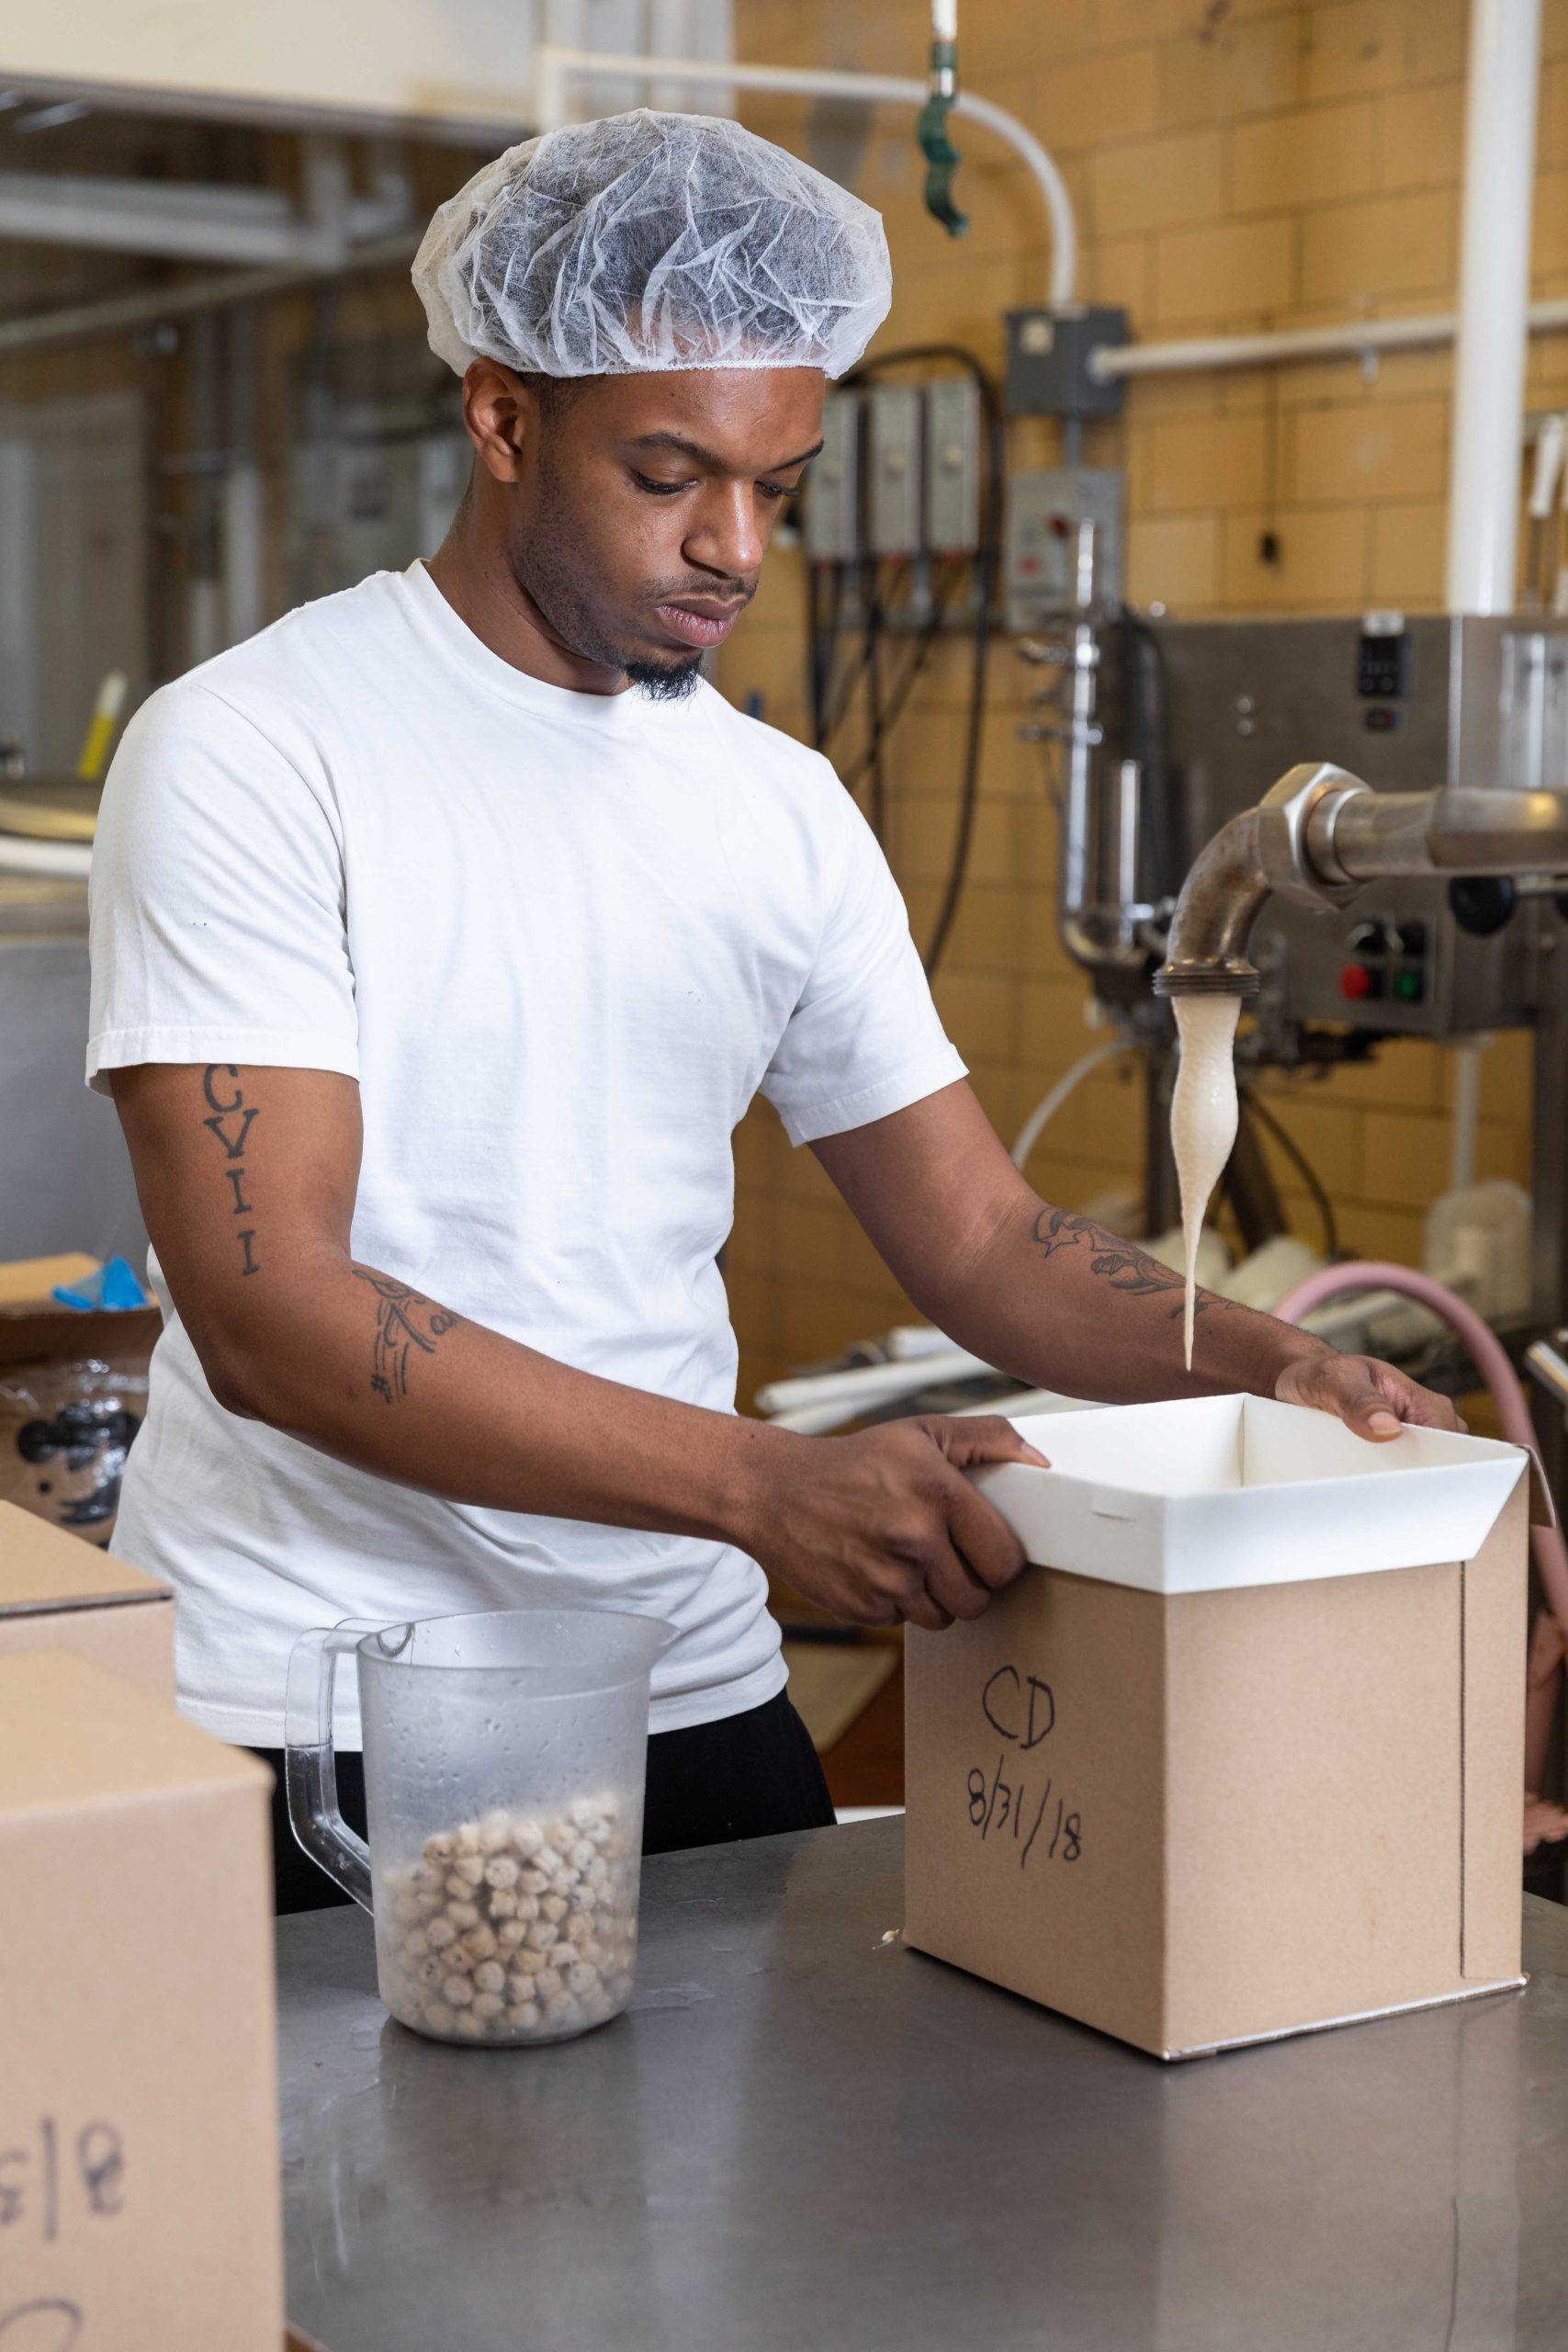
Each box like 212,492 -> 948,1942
738,1414 -> 1048,1634
1275,1346 -> 1464,1440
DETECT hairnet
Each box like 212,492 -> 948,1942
412,108 -> 891,381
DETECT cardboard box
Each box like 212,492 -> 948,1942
0,1651 -> 282,2346
0,1252 -> 102,1306
904,1394 -> 1531,2059
0,1497 -> 174,1697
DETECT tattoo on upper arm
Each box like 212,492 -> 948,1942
1031,1206 -> 1223,1324
200,1066 -> 261,1277
352,1267 -> 462,1403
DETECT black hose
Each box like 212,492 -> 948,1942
839,559 -> 963,796
830,344 -> 1006,974
818,560 -> 915,752
921,546 -> 995,977
806,560 -> 827,746
807,561 -> 846,752
919,370 -> 1004,978
1239,1088 -> 1340,1261
860,567 -> 888,838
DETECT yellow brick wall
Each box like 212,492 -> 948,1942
721,0 -> 1549,1405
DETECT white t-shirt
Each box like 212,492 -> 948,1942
87,561 -> 964,1747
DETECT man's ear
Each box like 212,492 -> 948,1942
461,361 -> 537,485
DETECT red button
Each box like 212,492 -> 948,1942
1339,963 -> 1373,1000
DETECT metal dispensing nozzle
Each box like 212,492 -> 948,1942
1154,762 -> 1568,1001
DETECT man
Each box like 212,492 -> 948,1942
90,111 -> 1457,1910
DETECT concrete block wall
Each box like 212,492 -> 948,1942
720,0 -> 1550,1405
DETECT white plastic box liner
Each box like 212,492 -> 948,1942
904,1394 -> 1533,2057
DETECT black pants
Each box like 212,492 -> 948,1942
254,1688 -> 835,1916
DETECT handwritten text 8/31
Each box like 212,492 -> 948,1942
965,1662 -> 1082,1871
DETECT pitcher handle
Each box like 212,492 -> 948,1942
284,1617 -> 390,1912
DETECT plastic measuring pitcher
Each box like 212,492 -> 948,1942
285,1606 -> 671,2047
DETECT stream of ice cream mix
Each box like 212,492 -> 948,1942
1170,996 -> 1243,1371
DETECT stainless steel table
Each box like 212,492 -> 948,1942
277,1817 -> 1568,2351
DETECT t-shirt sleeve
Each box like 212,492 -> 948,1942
760,789 -> 965,1147
86,679 -> 358,1095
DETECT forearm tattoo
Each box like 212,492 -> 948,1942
200,1065 -> 261,1277
1031,1206 -> 1223,1325
352,1267 -> 462,1403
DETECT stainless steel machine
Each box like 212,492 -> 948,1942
1034,606 -> 1567,1038
1021,575 -> 1568,1552
1024,594 -> 1568,1234
1129,615 -> 1559,1037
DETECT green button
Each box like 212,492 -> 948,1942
1393,969 -> 1423,1002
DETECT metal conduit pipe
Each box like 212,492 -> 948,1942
1310,786 -> 1568,882
1090,293 -> 1568,387
0,230 -> 423,356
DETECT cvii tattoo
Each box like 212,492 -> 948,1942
200,1065 -> 261,1276
1030,1206 -> 1223,1325
352,1267 -> 462,1403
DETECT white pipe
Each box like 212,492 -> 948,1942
957,1387 -> 1088,1418
1097,308 -> 1474,381
1010,1038 -> 1134,1171
1449,1035 -> 1490,1192
1447,0 -> 1542,615
1441,5 -> 1539,1179
1095,296 -> 1568,384
765,1398 -> 885,1433
757,1343 -> 991,1417
1529,410 -> 1566,520
533,46 -> 1077,306
0,837 -> 91,878
886,1323 -> 964,1360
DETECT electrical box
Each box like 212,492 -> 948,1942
804,390 -> 861,565
923,377 -> 981,556
1004,467 -> 1124,628
867,384 -> 922,560
1004,305 -> 1127,419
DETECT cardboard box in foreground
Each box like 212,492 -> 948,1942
0,1495 -> 174,1695
0,1650 -> 282,2345
904,1395 -> 1530,2059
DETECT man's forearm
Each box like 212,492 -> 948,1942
200,1249 -> 786,1544
906,1193 -> 1327,1405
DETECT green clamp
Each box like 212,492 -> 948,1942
917,38 -> 968,238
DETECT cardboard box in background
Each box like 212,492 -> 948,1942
904,1395 -> 1531,2059
0,1251 -> 160,1547
0,1497 -> 174,1697
0,1650 -> 282,2347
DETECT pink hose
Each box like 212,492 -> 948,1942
1276,1261 -> 1568,1793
